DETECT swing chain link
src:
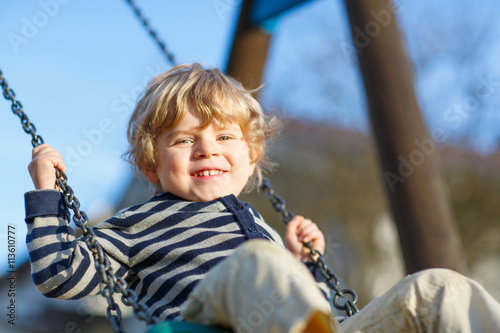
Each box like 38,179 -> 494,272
125,0 -> 176,67
1,70 -> 44,147
1,68 -> 158,333
260,178 -> 360,317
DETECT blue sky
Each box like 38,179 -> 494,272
1,0 -> 500,274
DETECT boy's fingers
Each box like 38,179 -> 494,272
285,216 -> 305,253
285,216 -> 305,239
52,157 -> 66,173
31,144 -> 66,172
32,144 -> 44,159
295,219 -> 325,253
296,219 -> 315,237
29,144 -> 66,190
286,215 -> 302,231
299,227 -> 319,242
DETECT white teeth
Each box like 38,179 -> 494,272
194,170 -> 223,177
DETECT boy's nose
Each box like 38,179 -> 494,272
194,141 -> 219,159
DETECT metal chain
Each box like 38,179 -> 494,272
260,178 -> 360,317
1,69 -> 158,332
125,0 -> 176,67
1,70 -> 44,147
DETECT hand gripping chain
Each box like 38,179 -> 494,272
260,178 -> 360,317
1,69 -> 159,333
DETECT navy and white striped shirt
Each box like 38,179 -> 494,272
25,190 -> 290,320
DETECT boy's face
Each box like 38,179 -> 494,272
143,107 -> 256,202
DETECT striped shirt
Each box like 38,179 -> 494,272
25,189 -> 294,321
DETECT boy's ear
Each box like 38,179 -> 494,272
141,167 -> 159,184
250,146 -> 260,169
249,159 -> 257,175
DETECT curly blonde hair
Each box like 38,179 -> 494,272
124,63 -> 281,194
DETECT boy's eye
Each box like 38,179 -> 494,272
217,135 -> 233,141
175,138 -> 193,145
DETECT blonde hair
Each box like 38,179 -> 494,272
125,63 -> 281,194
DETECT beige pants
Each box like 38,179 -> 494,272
339,268 -> 500,333
181,239 -> 335,332
181,240 -> 500,333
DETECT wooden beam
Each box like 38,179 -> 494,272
344,0 -> 467,274
226,0 -> 271,95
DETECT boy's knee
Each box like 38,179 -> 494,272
407,268 -> 466,288
400,268 -> 471,309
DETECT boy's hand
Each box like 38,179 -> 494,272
285,215 -> 325,262
28,143 -> 65,190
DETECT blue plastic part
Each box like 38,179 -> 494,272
145,321 -> 232,333
251,0 -> 312,25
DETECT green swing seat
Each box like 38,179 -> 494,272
146,321 -> 231,333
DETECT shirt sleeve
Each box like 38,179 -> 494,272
24,189 -> 130,300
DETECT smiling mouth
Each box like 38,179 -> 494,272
191,170 -> 225,177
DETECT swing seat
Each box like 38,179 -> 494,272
146,321 -> 231,333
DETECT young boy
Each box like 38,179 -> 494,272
26,64 -> 500,333
26,63 -> 333,332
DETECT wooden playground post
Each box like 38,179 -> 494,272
343,0 -> 467,274
225,0 -> 271,94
